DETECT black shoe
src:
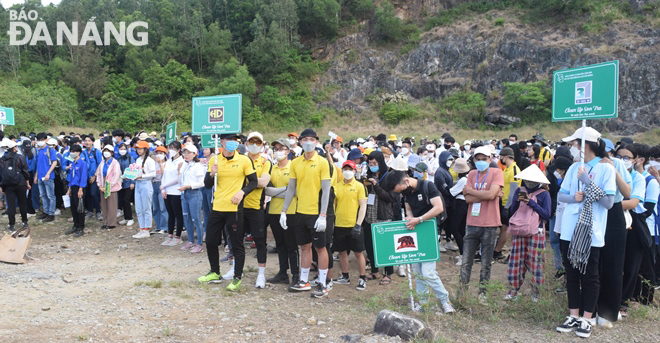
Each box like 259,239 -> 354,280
42,215 -> 55,223
493,251 -> 505,260
288,274 -> 300,291
267,272 -> 289,284
73,228 -> 84,237
107,226 -> 116,229
575,318 -> 592,338
101,225 -> 108,229
556,316 -> 580,333
65,226 -> 78,235
310,282 -> 328,298
268,246 -> 278,254
6,225 -> 14,232
36,212 -> 48,220
21,222 -> 29,230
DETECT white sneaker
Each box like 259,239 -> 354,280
167,238 -> 182,246
161,238 -> 172,246
54,209 -> 61,216
596,315 -> 614,329
455,255 -> 463,266
132,230 -> 150,239
118,219 -> 127,225
438,242 -> 447,253
223,262 -> 235,280
397,265 -> 406,277
126,220 -> 134,226
255,274 -> 266,289
224,245 -> 229,253
442,302 -> 455,314
445,240 -> 459,251
116,210 -> 123,218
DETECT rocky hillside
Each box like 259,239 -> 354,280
313,2 -> 660,135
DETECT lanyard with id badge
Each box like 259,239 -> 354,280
471,169 -> 489,216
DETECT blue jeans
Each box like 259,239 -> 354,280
182,189 -> 204,244
134,180 -> 153,229
412,262 -> 450,304
549,216 -> 563,272
38,179 -> 55,215
201,187 -> 213,231
152,182 -> 168,231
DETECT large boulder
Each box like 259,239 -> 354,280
373,310 -> 433,341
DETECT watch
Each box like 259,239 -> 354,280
417,217 -> 424,223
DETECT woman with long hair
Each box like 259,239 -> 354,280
132,140 -> 156,238
160,141 -> 185,246
179,143 -> 207,254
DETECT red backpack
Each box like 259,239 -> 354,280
508,187 -> 546,237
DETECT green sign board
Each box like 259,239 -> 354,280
0,106 -> 15,126
552,61 -> 619,122
200,134 -> 220,149
165,121 -> 177,145
191,94 -> 242,134
371,219 -> 439,267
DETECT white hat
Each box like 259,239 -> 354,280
515,164 -> 550,184
155,140 -> 163,146
473,146 -> 491,158
5,140 -> 16,149
391,156 -> 409,171
47,138 -> 58,146
247,132 -> 264,143
103,145 -> 114,152
463,140 -> 471,145
562,127 -> 601,143
182,143 -> 198,154
487,144 -> 496,155
356,138 -> 366,144
363,141 -> 375,149
138,132 -> 149,140
0,138 -> 10,147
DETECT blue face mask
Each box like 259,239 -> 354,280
413,171 -> 423,179
475,161 -> 489,172
369,165 -> 379,173
224,141 -> 239,152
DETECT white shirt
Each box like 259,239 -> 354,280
135,156 -> 156,180
179,161 -> 206,190
450,177 -> 467,200
161,156 -> 184,195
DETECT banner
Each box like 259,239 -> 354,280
371,219 -> 440,267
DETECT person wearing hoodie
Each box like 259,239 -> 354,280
434,150 -> 456,251
0,140 -> 31,232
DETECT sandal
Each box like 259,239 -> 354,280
366,273 -> 379,281
379,276 -> 392,285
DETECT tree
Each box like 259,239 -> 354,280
296,0 -> 340,38
202,23 -> 233,70
245,16 -> 292,82
64,44 -> 108,99
503,81 -> 552,124
142,59 -> 202,102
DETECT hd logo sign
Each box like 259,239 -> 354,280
209,107 -> 224,123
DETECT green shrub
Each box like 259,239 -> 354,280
379,102 -> 418,124
372,1 -> 419,43
439,90 -> 486,126
502,81 -> 552,124
494,18 -> 505,26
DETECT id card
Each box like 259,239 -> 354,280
367,194 -> 376,205
471,202 -> 481,216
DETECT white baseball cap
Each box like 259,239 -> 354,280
47,138 -> 58,146
562,127 -> 601,143
247,132 -> 264,144
5,140 -> 16,149
182,143 -> 198,154
473,146 -> 491,158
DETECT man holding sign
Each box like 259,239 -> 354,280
385,170 -> 455,313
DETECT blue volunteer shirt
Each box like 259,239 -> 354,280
69,158 -> 88,188
630,170 -> 647,213
612,158 -> 633,203
642,172 -> 660,237
559,157 -> 617,247
36,146 -> 58,180
82,147 -> 102,180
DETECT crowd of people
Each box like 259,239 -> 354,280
0,127 -> 659,338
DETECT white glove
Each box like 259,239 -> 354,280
279,212 -> 288,230
314,215 -> 327,233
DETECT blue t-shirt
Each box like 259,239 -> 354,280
612,158 -> 633,203
69,158 -> 88,188
559,157 -> 617,247
36,146 -> 58,179
630,170 -> 647,213
641,172 -> 660,237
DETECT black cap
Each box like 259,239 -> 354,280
616,137 -> 633,145
444,136 -> 456,144
220,133 -> 239,139
554,156 -> 573,171
300,128 -> 318,140
441,132 -> 451,139
69,137 -> 80,144
112,129 -> 125,137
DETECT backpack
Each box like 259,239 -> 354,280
420,180 -> 448,225
508,187 -> 546,237
0,155 -> 21,186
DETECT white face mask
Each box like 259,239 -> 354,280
350,145 -> 357,150
342,170 -> 355,180
288,138 -> 296,146
401,148 -> 409,155
275,151 -> 287,161
247,143 -> 261,154
650,161 -> 660,169
570,146 -> 581,161
168,149 -> 177,157
119,150 -> 127,156
155,154 -> 166,160
464,145 -> 470,151
302,141 -> 316,153
446,160 -> 453,168
553,171 -> 562,179
103,151 -> 112,158
623,160 -> 633,170
37,141 -> 46,147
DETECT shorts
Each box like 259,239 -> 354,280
500,204 -> 510,226
244,208 -> 266,239
295,214 -> 334,249
333,226 -> 365,253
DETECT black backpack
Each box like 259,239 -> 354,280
420,180 -> 448,225
0,155 -> 21,186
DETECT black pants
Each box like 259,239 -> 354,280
118,188 -> 133,220
26,171 -> 36,214
69,186 -> 86,229
622,212 -> 648,303
270,213 -> 299,275
447,199 -> 467,254
206,210 -> 245,279
364,222 -> 394,276
561,240 -> 601,314
597,202 -> 626,322
164,195 -> 184,237
4,184 -> 28,226
634,244 -> 657,304
245,208 -> 267,264
54,172 -> 64,210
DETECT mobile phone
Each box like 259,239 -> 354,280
519,191 -> 527,197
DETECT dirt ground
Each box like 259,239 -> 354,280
1,214 -> 659,343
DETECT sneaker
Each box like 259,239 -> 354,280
21,222 -> 29,230
116,210 -> 123,218
438,241 -> 447,253
180,242 -> 194,250
326,280 -> 333,291
445,240 -> 459,251
556,316 -> 580,333
73,228 -> 84,237
118,219 -> 127,225
555,285 -> 566,293
397,265 -> 406,277
67,217 -> 74,223
65,226 -> 77,235
222,264 -> 235,280
224,245 -> 230,253
101,225 -> 108,230
503,294 -> 518,301
576,318 -> 593,338
596,315 -> 613,329
413,303 -> 425,313
255,274 -> 266,289
220,253 -> 234,262
310,275 -> 319,285
493,250 -> 505,260
289,279 -> 312,292
27,213 -> 36,218
356,278 -> 366,291
266,273 -> 289,284
132,230 -> 150,239
126,220 -> 134,226
268,246 -> 278,254
335,276 -> 351,285
156,229 -> 166,234
42,215 -> 55,223
161,238 -> 173,246
250,242 -> 256,249
190,244 -> 203,254
244,235 -> 254,242
442,302 -> 456,314
36,212 -> 48,220
554,270 -> 566,280
333,254 -> 340,261
166,238 -> 183,246
455,255 -> 463,266
5,225 -> 14,232
311,283 -> 328,298
85,212 -> 94,219
54,209 -> 61,216
226,278 -> 242,291
198,271 -> 221,284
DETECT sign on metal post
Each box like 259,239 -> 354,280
371,219 -> 440,267
552,61 -> 619,122
165,121 -> 177,145
200,134 -> 221,149
191,94 -> 242,134
0,106 -> 15,126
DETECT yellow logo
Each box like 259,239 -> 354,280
209,107 -> 224,123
